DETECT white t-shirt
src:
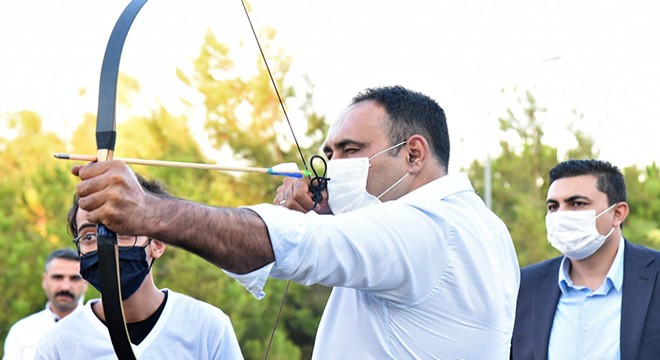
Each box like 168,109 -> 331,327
230,173 -> 521,359
35,290 -> 243,359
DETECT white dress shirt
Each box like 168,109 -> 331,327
3,302 -> 75,360
229,173 -> 520,359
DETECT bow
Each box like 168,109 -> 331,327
90,2 -> 326,358
95,0 -> 147,358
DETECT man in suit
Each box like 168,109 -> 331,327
511,159 -> 660,360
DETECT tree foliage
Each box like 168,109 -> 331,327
0,111 -> 79,351
175,27 -> 330,359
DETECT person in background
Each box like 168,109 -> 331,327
511,159 -> 660,360
3,248 -> 87,360
35,174 -> 243,360
70,85 -> 520,358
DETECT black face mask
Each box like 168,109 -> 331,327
80,244 -> 153,300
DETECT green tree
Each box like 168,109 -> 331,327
623,163 -> 660,248
467,91 -> 568,265
0,111 -> 78,352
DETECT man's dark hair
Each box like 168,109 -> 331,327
67,173 -> 171,237
45,248 -> 80,271
351,85 -> 450,172
549,159 -> 627,205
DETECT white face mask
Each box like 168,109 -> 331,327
326,142 -> 408,214
546,203 -> 617,260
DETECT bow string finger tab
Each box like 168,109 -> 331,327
95,0 -> 147,359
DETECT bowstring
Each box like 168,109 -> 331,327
238,1 -> 305,359
239,0 -> 308,172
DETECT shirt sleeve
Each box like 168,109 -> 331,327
223,262 -> 274,300
225,201 -> 450,304
212,316 -> 244,360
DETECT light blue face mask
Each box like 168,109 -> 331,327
326,141 -> 408,214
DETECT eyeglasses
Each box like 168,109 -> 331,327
72,233 -> 140,255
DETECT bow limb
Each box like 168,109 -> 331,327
95,1 -> 147,359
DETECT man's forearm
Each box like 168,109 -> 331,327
150,197 -> 275,274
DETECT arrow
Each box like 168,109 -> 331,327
54,153 -> 311,178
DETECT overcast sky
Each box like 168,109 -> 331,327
1,0 -> 658,172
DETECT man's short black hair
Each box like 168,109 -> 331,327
549,159 -> 627,205
351,85 -> 450,172
45,248 -> 80,271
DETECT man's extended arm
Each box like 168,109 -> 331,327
73,160 -> 274,274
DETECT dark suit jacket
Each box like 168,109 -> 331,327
511,240 -> 660,360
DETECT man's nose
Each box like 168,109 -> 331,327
60,277 -> 74,289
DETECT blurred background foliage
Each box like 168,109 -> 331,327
1,25 -> 658,360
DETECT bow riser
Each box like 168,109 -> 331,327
94,1 -> 147,359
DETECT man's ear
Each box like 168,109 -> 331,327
405,135 -> 429,173
148,239 -> 166,259
613,202 -> 629,228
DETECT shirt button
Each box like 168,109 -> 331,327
583,325 -> 590,331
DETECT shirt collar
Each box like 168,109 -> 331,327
398,173 -> 474,204
607,236 -> 625,291
557,236 -> 625,294
44,296 -> 85,322
45,302 -> 61,322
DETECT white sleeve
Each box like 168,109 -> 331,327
223,262 -> 274,300
212,317 -> 244,360
239,202 -> 449,303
